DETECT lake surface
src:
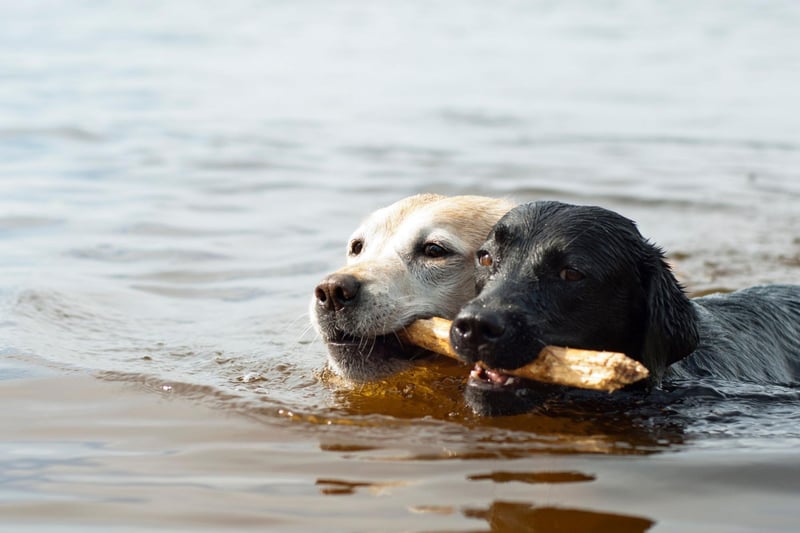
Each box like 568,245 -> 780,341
1,1 -> 799,531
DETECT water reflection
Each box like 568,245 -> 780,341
467,471 -> 595,484
310,359 -> 686,458
316,478 -> 409,496
462,501 -> 654,533
315,468 -> 655,532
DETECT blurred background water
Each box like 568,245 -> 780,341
1,1 -> 799,531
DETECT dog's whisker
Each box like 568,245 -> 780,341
392,329 -> 404,345
368,336 -> 378,356
296,324 -> 318,344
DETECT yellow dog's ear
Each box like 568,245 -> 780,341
640,247 -> 699,383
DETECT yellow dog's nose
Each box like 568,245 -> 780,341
314,273 -> 361,312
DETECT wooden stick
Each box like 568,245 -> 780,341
400,317 -> 649,392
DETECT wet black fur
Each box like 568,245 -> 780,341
451,201 -> 800,414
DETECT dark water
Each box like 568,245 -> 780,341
1,1 -> 799,531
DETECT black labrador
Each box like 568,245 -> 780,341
450,201 -> 800,415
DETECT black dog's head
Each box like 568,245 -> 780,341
450,201 -> 699,412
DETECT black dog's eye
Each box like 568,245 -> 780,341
423,243 -> 449,258
560,267 -> 585,282
349,239 -> 364,256
477,250 -> 493,267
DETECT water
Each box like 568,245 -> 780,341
1,1 -> 799,531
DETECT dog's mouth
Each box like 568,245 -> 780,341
328,331 -> 399,351
464,362 -> 556,417
468,364 -> 526,389
322,326 -> 436,383
324,328 -> 430,361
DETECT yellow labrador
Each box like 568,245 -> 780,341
311,193 -> 513,382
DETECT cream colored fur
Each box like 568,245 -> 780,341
311,194 -> 513,381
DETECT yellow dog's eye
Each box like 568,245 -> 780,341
477,250 -> 493,267
349,239 -> 363,256
560,268 -> 584,282
423,243 -> 448,258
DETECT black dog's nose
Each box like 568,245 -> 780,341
315,273 -> 361,312
450,311 -> 506,362
452,313 -> 506,342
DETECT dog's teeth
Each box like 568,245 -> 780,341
486,369 -> 507,384
468,364 -> 518,386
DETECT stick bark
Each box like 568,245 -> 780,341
400,317 -> 649,392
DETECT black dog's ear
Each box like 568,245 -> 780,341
639,250 -> 699,382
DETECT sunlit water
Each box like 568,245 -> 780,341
1,1 -> 799,531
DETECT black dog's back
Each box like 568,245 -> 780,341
667,285 -> 800,385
